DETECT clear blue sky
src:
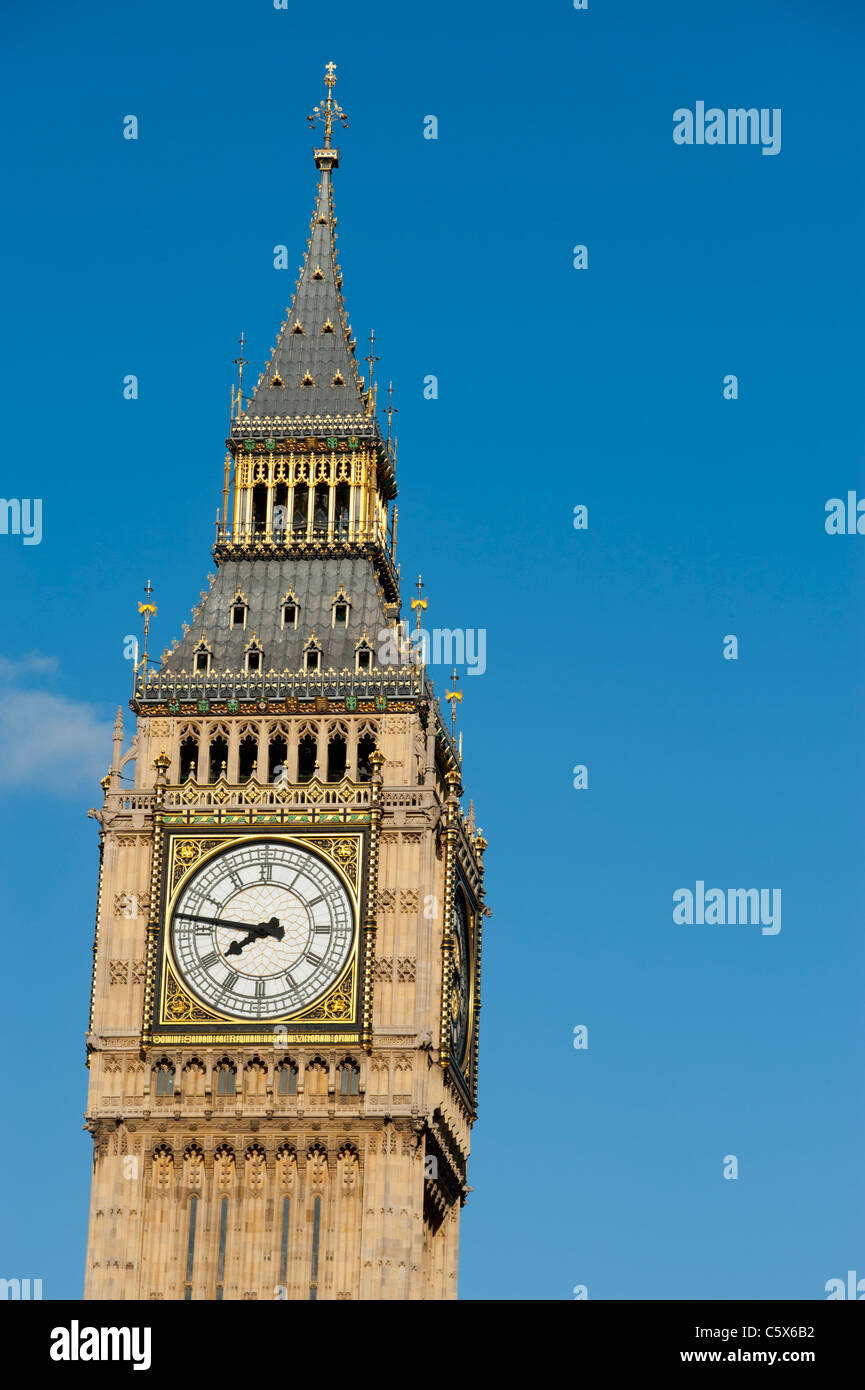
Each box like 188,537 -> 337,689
1,0 -> 863,1300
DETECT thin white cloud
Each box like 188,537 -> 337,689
0,689 -> 111,793
0,652 -> 59,681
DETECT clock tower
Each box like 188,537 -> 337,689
83,66 -> 488,1301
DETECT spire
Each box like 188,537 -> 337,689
238,63 -> 379,434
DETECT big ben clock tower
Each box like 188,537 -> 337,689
83,66 -> 488,1301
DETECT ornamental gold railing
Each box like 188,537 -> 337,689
165,774 -> 371,809
102,776 -> 373,816
215,519 -> 387,549
133,664 -> 425,705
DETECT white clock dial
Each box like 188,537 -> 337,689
170,840 -> 354,1020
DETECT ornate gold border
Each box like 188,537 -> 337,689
153,829 -> 364,1033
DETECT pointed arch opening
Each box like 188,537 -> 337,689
357,732 -> 377,783
313,482 -> 329,534
293,483 -> 309,538
297,731 -> 317,783
252,483 -> 268,536
208,735 -> 228,783
273,482 -> 288,538
238,732 -> 258,782
334,481 -> 350,539
179,735 -> 198,782
268,733 -> 288,783
327,731 -> 347,782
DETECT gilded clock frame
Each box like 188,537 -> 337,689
144,826 -> 369,1048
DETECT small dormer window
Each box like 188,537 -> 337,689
355,629 -> 373,673
301,372 -> 315,387
282,593 -> 299,629
303,636 -> 322,674
244,635 -> 264,674
230,591 -> 248,628
332,588 -> 351,629
193,638 -> 212,675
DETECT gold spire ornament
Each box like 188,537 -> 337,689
363,330 -> 380,415
411,574 -> 427,629
137,580 -> 157,682
411,574 -> 427,669
445,665 -> 462,737
307,60 -> 349,151
232,332 -> 248,420
385,379 -> 398,449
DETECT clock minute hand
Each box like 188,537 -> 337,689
176,912 -> 272,934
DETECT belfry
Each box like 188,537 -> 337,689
83,65 -> 488,1301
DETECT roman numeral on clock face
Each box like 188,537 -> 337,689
200,950 -> 219,968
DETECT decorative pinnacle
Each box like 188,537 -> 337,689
445,666 -> 462,735
384,379 -> 398,448
137,580 -> 157,682
308,61 -> 349,153
153,748 -> 171,787
232,331 -> 248,421
411,574 -> 427,631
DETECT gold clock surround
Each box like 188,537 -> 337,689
146,828 -> 368,1047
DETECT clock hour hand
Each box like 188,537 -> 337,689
224,916 -> 285,957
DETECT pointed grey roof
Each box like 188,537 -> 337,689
239,162 -> 377,430
164,557 -> 391,675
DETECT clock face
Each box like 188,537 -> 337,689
449,892 -> 471,1065
170,840 -> 354,1020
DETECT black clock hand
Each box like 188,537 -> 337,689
224,917 -> 286,957
176,912 -> 280,934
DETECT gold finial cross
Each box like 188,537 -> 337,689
233,331 -> 248,420
307,61 -> 349,148
445,666 -> 462,736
